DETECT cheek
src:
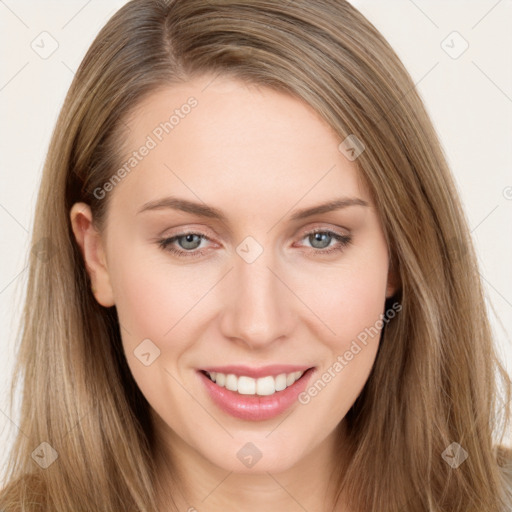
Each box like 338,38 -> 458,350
294,261 -> 389,423
108,242 -> 215,340
297,246 -> 390,415
108,251 -> 202,418
112,267 -> 174,338
293,249 -> 390,348
334,267 -> 388,340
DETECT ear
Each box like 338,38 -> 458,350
69,202 -> 115,307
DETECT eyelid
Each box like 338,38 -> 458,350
295,222 -> 350,237
158,223 -> 219,239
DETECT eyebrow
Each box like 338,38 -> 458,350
137,196 -> 369,222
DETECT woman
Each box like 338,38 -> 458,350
1,0 -> 511,510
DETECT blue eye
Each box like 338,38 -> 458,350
157,229 -> 352,259
303,230 -> 352,254
158,232 -> 210,257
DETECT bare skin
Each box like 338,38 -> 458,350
71,75 -> 397,511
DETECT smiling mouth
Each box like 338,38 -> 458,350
198,366 -> 316,421
200,369 -> 312,396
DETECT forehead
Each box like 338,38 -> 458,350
111,75 -> 369,215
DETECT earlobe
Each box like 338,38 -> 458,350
386,281 -> 396,299
69,202 -> 115,307
385,259 -> 400,299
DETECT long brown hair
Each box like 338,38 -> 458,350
1,1 -> 511,510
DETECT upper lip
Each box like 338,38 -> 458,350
200,364 -> 314,379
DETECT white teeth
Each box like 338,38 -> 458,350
256,376 -> 275,396
238,376 -> 256,395
205,370 -> 305,395
275,373 -> 287,391
225,374 -> 238,391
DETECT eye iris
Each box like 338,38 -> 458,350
179,234 -> 202,250
310,232 -> 331,249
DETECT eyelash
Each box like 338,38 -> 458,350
157,229 -> 352,259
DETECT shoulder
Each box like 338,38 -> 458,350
497,444 -> 512,511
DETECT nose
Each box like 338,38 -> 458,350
219,248 -> 295,350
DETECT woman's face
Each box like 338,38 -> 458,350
72,75 -> 396,474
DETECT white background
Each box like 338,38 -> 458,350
1,0 -> 511,473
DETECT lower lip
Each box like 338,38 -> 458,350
198,368 -> 315,421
